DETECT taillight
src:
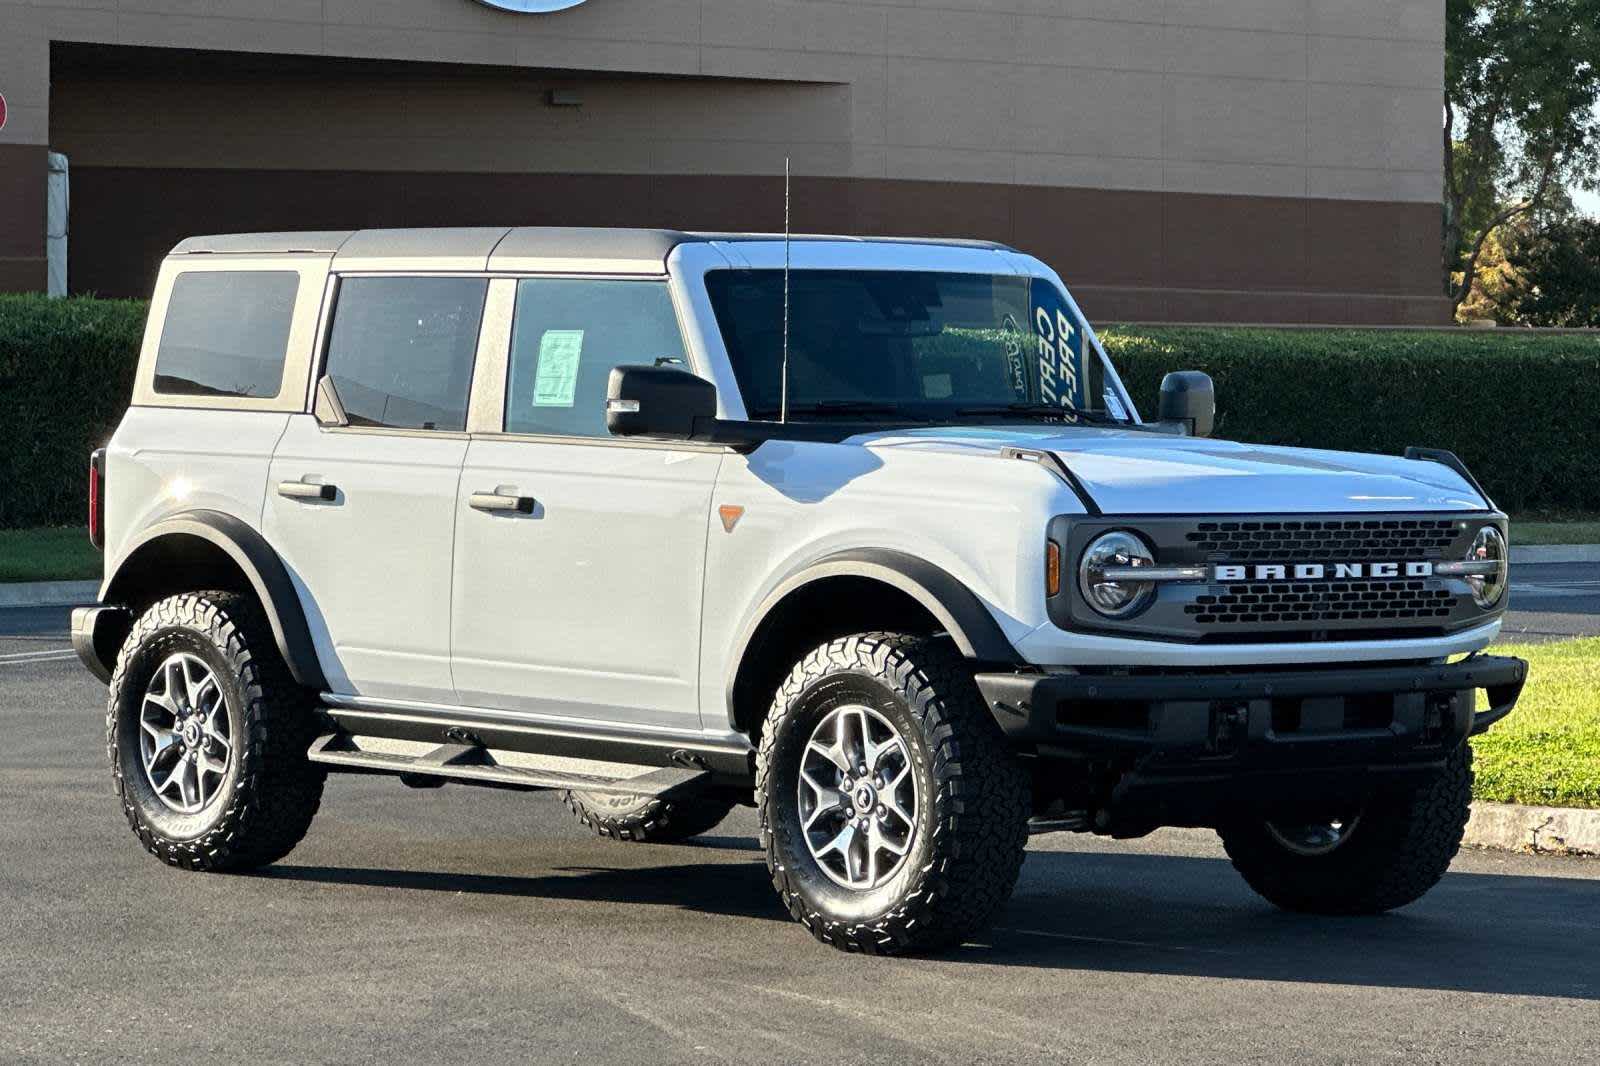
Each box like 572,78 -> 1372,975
88,449 -> 105,550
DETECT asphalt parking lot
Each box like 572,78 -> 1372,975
2,570 -> 1596,1065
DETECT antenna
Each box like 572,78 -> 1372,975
780,156 -> 792,424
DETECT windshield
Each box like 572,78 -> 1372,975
704,269 -> 1132,424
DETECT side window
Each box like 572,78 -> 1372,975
153,270 -> 299,399
323,276 -> 487,431
504,279 -> 686,438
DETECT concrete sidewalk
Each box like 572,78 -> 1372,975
1513,544 -> 1600,564
0,580 -> 97,608
1466,802 -> 1600,856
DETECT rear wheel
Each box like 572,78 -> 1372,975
107,591 -> 326,871
562,789 -> 739,843
757,633 -> 1030,955
1218,743 -> 1473,914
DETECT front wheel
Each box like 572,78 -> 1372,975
756,633 -> 1030,955
1218,742 -> 1474,915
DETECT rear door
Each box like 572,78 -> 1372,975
450,276 -> 722,732
264,275 -> 489,703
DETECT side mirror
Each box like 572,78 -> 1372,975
606,364 -> 717,440
313,375 -> 349,428
1157,371 -> 1215,438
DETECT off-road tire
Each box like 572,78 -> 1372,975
107,590 -> 326,871
562,789 -> 739,843
756,633 -> 1030,955
1218,742 -> 1474,915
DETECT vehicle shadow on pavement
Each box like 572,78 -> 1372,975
255,852 -> 786,923
958,850 -> 1599,1001
258,843 -> 1596,1000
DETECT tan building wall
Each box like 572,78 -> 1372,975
0,0 -> 1448,321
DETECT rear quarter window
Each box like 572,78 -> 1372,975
153,271 -> 300,399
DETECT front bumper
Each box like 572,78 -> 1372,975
975,654 -> 1526,826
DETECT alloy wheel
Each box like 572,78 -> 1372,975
1265,814 -> 1363,857
797,704 -> 918,890
138,652 -> 232,814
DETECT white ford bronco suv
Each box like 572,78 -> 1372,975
75,227 -> 1526,955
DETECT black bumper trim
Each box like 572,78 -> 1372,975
976,654 -> 1527,753
71,605 -> 130,684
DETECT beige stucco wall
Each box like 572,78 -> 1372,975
2,0 -> 1445,203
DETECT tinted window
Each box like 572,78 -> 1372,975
504,279 -> 686,438
324,277 -> 487,431
153,270 -> 299,399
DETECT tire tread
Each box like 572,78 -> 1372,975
562,790 -> 738,844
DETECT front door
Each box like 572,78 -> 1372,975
451,277 -> 721,732
265,275 -> 488,704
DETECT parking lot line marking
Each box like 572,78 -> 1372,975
1513,582 -> 1600,598
0,649 -> 78,665
996,926 -> 1236,954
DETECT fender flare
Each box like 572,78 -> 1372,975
725,548 -> 1020,713
102,510 -> 327,690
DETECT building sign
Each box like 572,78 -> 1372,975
0,92 -> 8,133
472,0 -> 588,11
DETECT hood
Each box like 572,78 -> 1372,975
857,425 -> 1490,515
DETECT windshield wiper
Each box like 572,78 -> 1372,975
952,402 -> 1125,425
750,400 -> 922,420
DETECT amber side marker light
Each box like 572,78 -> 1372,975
1045,541 -> 1061,596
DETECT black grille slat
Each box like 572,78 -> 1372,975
1184,579 -> 1454,626
1185,518 -> 1458,562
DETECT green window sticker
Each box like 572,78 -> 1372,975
533,329 -> 584,407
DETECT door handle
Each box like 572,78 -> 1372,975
469,492 -> 536,515
277,480 -> 337,501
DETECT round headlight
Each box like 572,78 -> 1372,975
1079,531 -> 1156,617
1465,525 -> 1508,608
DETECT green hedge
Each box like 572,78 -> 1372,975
1,299 -> 1597,528
1100,326 -> 1600,515
0,295 -> 148,530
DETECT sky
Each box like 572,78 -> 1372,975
1572,183 -> 1599,217
1572,104 -> 1600,217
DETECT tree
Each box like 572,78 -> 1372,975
1444,0 -> 1600,315
1454,217 -> 1524,321
1501,215 -> 1600,325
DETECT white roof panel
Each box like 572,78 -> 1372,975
167,227 -> 1015,271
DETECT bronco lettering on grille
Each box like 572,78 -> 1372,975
1212,562 -> 1436,582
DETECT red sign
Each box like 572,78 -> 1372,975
0,93 -> 8,133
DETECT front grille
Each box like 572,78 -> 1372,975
1185,579 -> 1455,626
1185,518 -> 1459,562
1048,511 -> 1500,643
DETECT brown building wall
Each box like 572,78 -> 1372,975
0,145 -> 48,292
68,166 -> 1444,324
2,0 -> 1451,322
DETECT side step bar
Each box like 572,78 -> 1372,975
306,732 -> 712,801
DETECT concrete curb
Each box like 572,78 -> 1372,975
1465,802 -> 1600,856
0,580 -> 98,608
1512,544 -> 1600,564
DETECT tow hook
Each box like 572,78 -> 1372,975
1208,702 -> 1248,755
